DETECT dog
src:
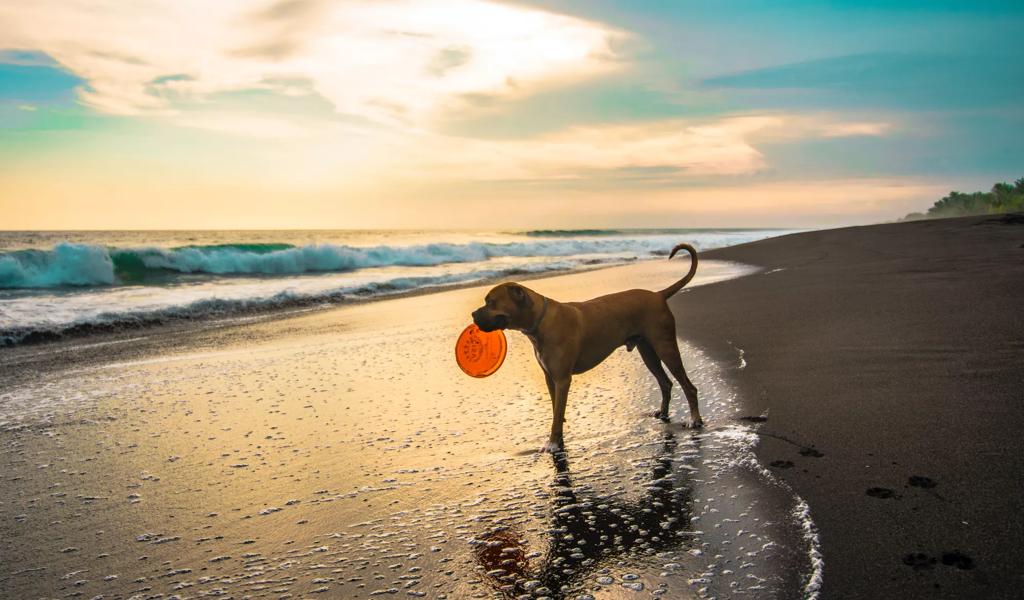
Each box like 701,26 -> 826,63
472,243 -> 702,453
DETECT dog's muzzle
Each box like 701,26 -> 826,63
472,309 -> 508,332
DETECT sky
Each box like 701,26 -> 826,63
1,0 -> 1022,230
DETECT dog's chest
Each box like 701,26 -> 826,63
528,339 -> 553,375
532,346 -> 549,374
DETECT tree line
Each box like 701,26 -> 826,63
903,178 -> 1024,220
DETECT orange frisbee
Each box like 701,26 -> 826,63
455,323 -> 507,378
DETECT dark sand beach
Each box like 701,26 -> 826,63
1,215 -> 1021,599
668,214 -> 1024,599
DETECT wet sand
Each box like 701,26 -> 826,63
0,259 -> 821,599
668,214 -> 1024,599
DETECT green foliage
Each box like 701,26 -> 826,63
907,178 -> 1024,220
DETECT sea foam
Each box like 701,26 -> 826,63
0,229 -> 791,345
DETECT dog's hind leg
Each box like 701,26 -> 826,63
636,339 -> 673,421
650,335 -> 703,428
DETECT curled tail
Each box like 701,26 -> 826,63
658,243 -> 698,299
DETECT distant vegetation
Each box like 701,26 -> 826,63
904,178 -> 1024,220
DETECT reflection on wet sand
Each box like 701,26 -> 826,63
0,260 -> 818,599
475,434 -> 697,598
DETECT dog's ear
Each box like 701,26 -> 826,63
508,284 -> 531,308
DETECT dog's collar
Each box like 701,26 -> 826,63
524,296 -> 548,336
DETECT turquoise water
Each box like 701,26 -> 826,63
0,228 -> 794,345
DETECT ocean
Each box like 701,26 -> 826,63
0,228 -> 792,346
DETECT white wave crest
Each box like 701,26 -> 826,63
0,234 -> 771,289
129,238 -> 681,274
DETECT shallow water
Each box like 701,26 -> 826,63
0,259 -> 820,599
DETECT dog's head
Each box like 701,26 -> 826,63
472,283 -> 535,332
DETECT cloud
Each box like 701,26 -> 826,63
417,113 -> 893,180
817,121 -> 891,137
731,113 -> 893,142
436,118 -> 770,179
175,113 -> 312,138
262,112 -> 895,185
0,0 -> 623,125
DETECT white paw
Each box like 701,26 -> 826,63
539,440 -> 563,454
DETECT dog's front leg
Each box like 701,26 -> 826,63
541,375 -> 571,453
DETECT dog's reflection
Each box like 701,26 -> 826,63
474,433 -> 697,598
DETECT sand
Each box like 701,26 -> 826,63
668,214 -> 1024,599
6,215 -> 1018,599
0,259 -> 820,599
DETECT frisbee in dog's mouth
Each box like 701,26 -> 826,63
455,323 -> 507,378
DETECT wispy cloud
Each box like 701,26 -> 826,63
397,113 -> 893,180
0,0 -> 623,125
816,121 -> 891,137
263,112 -> 897,185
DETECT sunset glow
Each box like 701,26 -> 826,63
1,0 -> 1020,228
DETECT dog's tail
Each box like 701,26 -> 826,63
658,243 -> 698,299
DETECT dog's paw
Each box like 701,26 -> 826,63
539,440 -> 564,454
652,410 -> 671,422
687,417 -> 705,429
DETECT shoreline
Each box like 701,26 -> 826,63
0,259 -> 640,366
0,256 -> 751,385
0,257 -> 637,348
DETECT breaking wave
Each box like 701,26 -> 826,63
0,238 -> 689,289
0,260 -> 587,346
0,229 -> 793,347
0,243 -> 118,288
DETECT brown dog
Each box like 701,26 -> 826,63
472,243 -> 702,453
